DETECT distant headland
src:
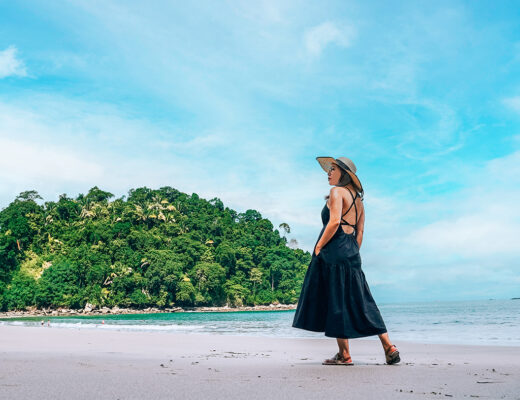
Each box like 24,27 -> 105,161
0,187 -> 309,313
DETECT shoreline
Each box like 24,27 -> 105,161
3,298 -> 516,320
1,325 -> 519,399
0,303 -> 297,319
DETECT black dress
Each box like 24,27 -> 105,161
292,188 -> 387,339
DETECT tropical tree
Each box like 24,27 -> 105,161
279,222 -> 291,235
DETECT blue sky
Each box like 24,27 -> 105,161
1,0 -> 519,303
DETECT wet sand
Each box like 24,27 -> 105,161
1,325 -> 519,399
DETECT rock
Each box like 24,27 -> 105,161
84,303 -> 95,312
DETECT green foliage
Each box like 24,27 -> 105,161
188,262 -> 226,305
0,280 -> 6,311
176,279 -> 196,305
224,279 -> 249,307
0,187 -> 311,310
2,271 -> 37,310
35,259 -> 84,308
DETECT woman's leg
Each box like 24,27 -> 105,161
378,332 -> 400,364
336,338 -> 351,360
378,332 -> 392,351
378,332 -> 397,352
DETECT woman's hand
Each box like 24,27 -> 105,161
314,245 -> 322,256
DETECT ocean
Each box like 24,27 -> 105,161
1,299 -> 519,346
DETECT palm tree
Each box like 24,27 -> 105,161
195,266 -> 207,292
79,202 -> 96,219
250,268 -> 262,302
279,223 -> 291,236
132,204 -> 147,223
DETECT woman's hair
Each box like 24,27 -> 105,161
336,169 -> 351,187
324,168 -> 364,200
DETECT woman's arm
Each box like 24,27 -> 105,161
356,205 -> 365,249
314,187 -> 342,255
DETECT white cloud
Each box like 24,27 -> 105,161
407,208 -> 520,258
0,96 -> 323,248
0,137 -> 104,183
405,151 -> 520,259
0,46 -> 27,79
503,96 -> 520,113
303,21 -> 354,56
357,150 -> 520,301
395,99 -> 463,160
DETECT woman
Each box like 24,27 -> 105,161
292,156 -> 400,366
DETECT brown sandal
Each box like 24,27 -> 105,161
322,352 -> 354,366
385,345 -> 400,365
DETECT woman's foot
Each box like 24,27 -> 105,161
322,352 -> 354,366
384,344 -> 400,365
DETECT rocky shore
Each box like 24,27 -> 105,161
0,303 -> 297,319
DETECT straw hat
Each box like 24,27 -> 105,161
316,156 -> 363,193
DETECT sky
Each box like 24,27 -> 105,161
0,0 -> 519,303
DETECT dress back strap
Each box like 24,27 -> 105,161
340,187 -> 358,231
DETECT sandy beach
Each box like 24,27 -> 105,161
1,325 -> 519,400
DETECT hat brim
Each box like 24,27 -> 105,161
316,156 -> 363,193
316,157 -> 336,173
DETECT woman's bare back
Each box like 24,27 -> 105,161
326,186 -> 365,237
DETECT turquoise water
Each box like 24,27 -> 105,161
1,299 -> 519,346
